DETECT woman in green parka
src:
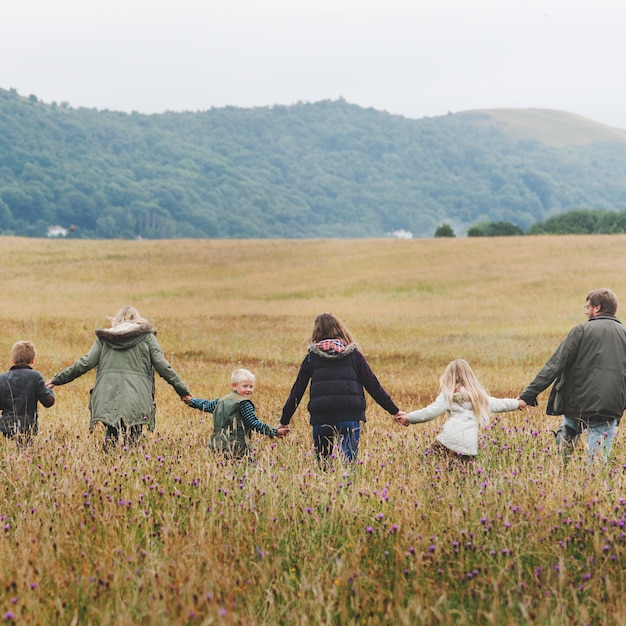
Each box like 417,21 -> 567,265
47,306 -> 192,450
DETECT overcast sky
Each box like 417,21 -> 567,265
2,0 -> 625,128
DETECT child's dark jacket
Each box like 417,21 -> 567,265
0,365 -> 55,436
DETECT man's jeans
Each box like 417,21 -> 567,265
556,415 -> 617,464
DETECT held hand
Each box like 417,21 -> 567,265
181,395 -> 192,404
394,411 -> 409,427
277,424 -> 291,438
45,380 -> 55,389
516,397 -> 527,410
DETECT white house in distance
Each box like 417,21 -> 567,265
47,225 -> 68,237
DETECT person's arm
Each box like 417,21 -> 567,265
187,398 -> 219,413
405,391 -> 449,424
240,400 -> 279,437
353,350 -> 400,415
519,325 -> 583,405
488,397 -> 522,413
50,340 -> 103,386
36,373 -> 55,407
280,356 -> 312,425
147,334 -> 192,397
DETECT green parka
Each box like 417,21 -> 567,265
519,314 -> 626,423
51,322 -> 190,431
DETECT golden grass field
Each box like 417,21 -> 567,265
1,234 -> 626,625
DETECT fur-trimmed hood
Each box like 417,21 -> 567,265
95,322 -> 156,350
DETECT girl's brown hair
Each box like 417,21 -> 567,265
310,313 -> 354,344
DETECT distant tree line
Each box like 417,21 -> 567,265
433,209 -> 626,237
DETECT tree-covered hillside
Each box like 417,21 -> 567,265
2,87 -> 626,239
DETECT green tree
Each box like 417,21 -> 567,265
434,223 -> 455,238
467,225 -> 485,237
468,221 -> 524,236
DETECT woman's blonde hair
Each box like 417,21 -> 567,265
108,305 -> 148,327
440,359 -> 491,427
310,313 -> 354,344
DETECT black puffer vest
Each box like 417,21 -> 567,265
307,343 -> 367,424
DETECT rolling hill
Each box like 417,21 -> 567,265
1,87 -> 626,239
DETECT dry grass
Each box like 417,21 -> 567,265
1,234 -> 626,624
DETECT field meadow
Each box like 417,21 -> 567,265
1,234 -> 626,625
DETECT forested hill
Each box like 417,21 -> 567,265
2,87 -> 626,239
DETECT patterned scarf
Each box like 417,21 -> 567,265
314,339 -> 347,354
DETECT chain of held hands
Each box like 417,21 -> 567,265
44,384 -> 295,437
393,398 -> 528,427
46,382 -> 527,437
178,395 -> 293,438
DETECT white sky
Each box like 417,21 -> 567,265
2,0 -> 625,128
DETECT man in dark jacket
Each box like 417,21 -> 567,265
519,288 -> 626,463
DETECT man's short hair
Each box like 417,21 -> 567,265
587,288 -> 618,316
12,340 -> 36,365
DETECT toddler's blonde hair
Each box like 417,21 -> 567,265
231,368 -> 255,384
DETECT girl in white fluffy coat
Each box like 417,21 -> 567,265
396,359 -> 521,457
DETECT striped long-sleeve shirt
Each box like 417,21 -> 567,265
188,396 -> 278,437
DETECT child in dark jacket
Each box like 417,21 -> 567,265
0,341 -> 55,447
280,313 -> 403,464
187,368 -> 289,459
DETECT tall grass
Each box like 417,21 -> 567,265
1,235 -> 625,624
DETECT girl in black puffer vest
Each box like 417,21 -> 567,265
280,313 -> 402,464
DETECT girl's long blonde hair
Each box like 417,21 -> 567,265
440,359 -> 491,427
